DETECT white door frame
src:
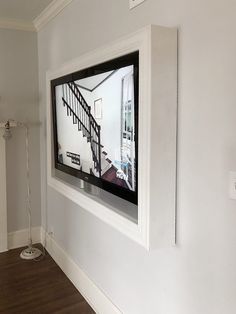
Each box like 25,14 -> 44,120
121,71 -> 135,190
0,130 -> 8,252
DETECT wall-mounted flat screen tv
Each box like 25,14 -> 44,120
51,52 -> 139,204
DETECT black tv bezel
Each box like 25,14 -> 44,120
51,51 -> 139,205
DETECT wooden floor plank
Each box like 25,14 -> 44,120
0,245 -> 95,314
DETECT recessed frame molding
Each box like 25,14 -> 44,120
46,25 -> 177,250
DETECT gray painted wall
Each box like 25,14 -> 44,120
0,28 -> 41,232
38,0 -> 236,313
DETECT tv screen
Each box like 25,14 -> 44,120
51,52 -> 139,204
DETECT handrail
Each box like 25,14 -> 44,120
67,82 -> 90,114
61,82 -> 102,176
68,82 -> 99,132
62,98 -> 90,134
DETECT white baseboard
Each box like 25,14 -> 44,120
8,226 -> 41,250
41,229 -> 122,314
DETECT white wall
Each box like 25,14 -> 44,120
38,1 -> 236,313
0,28 -> 41,232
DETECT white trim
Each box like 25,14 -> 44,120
0,132 -> 8,252
0,0 -> 74,32
34,0 -> 74,32
8,226 -> 41,250
43,230 -> 122,314
129,0 -> 147,10
0,18 -> 35,32
49,176 -> 145,244
46,25 -> 177,250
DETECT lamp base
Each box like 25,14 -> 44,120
20,246 -> 42,260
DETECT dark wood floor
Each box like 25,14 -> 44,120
0,245 -> 95,314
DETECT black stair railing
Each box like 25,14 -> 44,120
62,82 -> 101,176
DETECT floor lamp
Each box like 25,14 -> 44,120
0,120 -> 42,260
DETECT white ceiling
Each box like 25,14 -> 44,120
76,71 -> 114,91
0,0 -> 54,21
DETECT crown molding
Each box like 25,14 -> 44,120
0,0 -> 73,33
0,18 -> 35,32
34,0 -> 74,32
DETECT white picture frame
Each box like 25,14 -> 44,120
46,25 -> 177,250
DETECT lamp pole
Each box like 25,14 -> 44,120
0,120 -> 42,259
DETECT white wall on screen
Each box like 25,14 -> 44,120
78,66 -> 134,163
